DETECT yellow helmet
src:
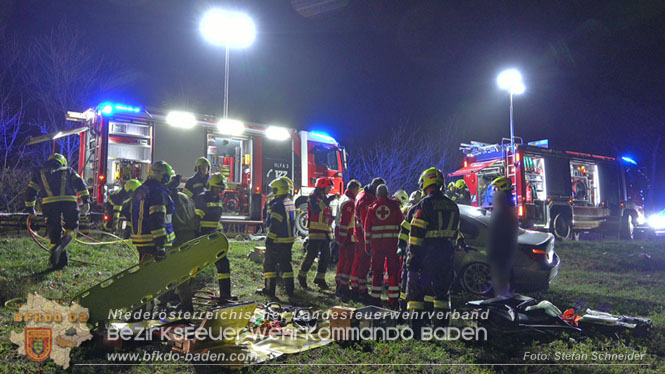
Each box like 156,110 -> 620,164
447,181 -> 455,190
270,177 -> 292,196
194,157 -> 211,172
419,167 -> 445,191
280,176 -> 294,192
124,179 -> 142,193
148,161 -> 175,184
209,173 -> 226,189
392,189 -> 408,205
491,176 -> 512,192
48,153 -> 68,168
455,179 -> 466,190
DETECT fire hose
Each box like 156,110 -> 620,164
26,215 -> 138,264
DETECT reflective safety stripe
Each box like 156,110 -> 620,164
42,195 -> 77,204
337,224 -> 351,230
371,225 -> 399,231
218,273 -> 231,280
201,221 -> 222,228
151,228 -> 167,237
369,285 -> 382,292
309,232 -> 332,240
267,232 -> 278,239
40,172 -> 53,197
407,301 -> 425,310
400,220 -> 411,230
274,237 -> 295,244
424,295 -> 435,303
206,202 -> 223,207
264,272 -> 277,278
309,222 -> 332,231
369,233 -> 399,238
398,233 -> 409,241
195,209 -> 206,218
77,189 -> 89,197
113,205 -> 122,212
425,230 -> 456,238
282,272 -> 294,278
149,205 -> 166,214
433,299 -> 451,309
411,218 -> 428,229
183,189 -> 194,198
399,292 -> 407,300
28,181 -> 41,191
270,212 -> 283,222
166,232 -> 175,241
25,201 -> 36,207
409,236 -> 424,246
193,183 -> 204,188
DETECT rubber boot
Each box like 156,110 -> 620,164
50,235 -> 72,269
409,310 -> 426,340
284,277 -> 295,298
314,279 -> 329,291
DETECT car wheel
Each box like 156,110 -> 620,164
551,213 -> 571,240
460,261 -> 493,296
619,214 -> 635,241
295,203 -> 309,238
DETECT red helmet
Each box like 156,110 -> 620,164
315,177 -> 334,189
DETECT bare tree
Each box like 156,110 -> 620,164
347,116 -> 465,192
23,22 -> 139,166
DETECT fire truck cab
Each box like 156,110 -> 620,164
65,102 -> 347,233
449,138 -> 647,240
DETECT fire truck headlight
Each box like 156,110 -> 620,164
636,212 -> 646,226
166,111 -> 197,129
647,212 -> 665,230
266,126 -> 290,141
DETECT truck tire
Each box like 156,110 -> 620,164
550,213 -> 571,240
619,214 -> 635,241
295,202 -> 309,238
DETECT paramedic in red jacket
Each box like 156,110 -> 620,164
364,184 -> 403,307
350,177 -> 385,300
334,179 -> 361,299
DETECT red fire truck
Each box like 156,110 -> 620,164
55,102 -> 347,233
448,138 -> 648,240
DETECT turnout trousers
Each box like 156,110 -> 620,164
299,238 -> 330,282
335,243 -> 355,289
264,243 -> 295,296
370,245 -> 400,305
350,240 -> 371,294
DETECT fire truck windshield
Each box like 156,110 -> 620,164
313,144 -> 339,171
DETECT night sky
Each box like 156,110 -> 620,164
2,0 -> 665,202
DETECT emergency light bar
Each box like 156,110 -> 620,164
98,102 -> 142,115
308,131 -> 338,145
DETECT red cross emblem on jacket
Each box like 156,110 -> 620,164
364,197 -> 404,246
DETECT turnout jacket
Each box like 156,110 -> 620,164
364,197 -> 403,249
183,173 -> 209,198
266,195 -> 296,244
25,166 -> 89,208
307,189 -> 335,240
194,191 -> 224,233
335,190 -> 357,244
407,190 -> 460,255
130,179 -> 175,249
107,188 -> 131,226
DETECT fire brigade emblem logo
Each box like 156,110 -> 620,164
25,328 -> 52,362
376,205 -> 391,220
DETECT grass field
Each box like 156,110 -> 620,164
0,234 -> 664,373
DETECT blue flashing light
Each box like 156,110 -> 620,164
621,156 -> 637,165
309,131 -> 337,144
99,102 -> 141,116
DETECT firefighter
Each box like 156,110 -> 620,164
488,176 -> 519,298
105,179 -> 141,233
455,179 -> 471,205
406,190 -> 422,212
445,182 -> 457,200
24,153 -> 90,269
298,177 -> 336,290
405,167 -> 460,338
194,173 -> 232,300
184,157 -> 211,198
392,190 -> 409,212
365,184 -> 403,307
130,161 -> 176,262
334,179 -> 361,299
259,177 -> 297,299
350,177 -> 385,300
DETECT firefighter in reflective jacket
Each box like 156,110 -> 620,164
259,177 -> 297,298
130,161 -> 176,262
454,179 -> 471,205
105,179 -> 141,232
406,167 -> 461,338
364,184 -> 403,307
298,177 -> 336,290
350,177 -> 385,299
194,173 -> 232,300
24,153 -> 90,268
334,179 -> 361,299
184,157 -> 211,198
